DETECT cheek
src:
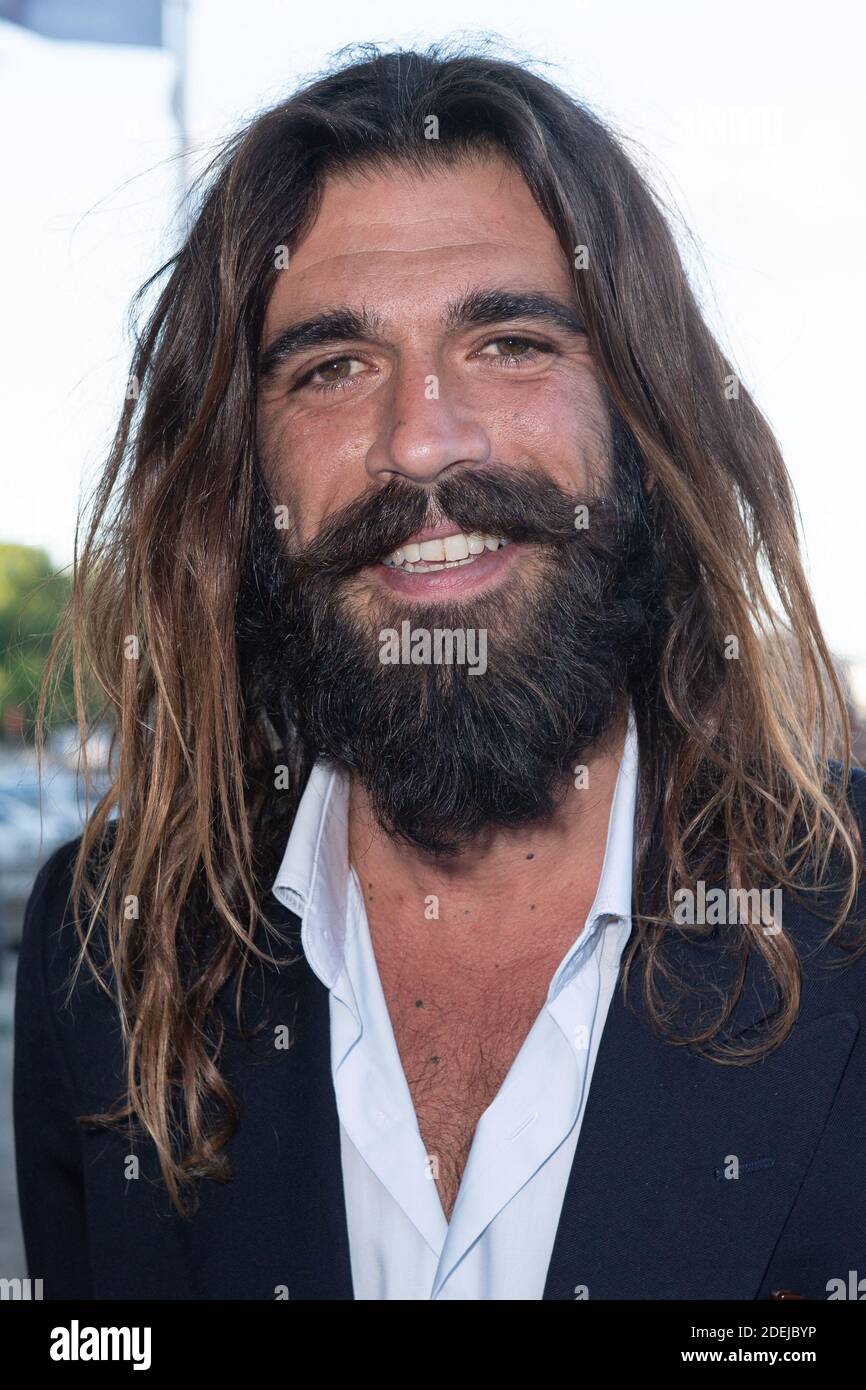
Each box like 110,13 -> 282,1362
259,408 -> 371,547
489,376 -> 610,493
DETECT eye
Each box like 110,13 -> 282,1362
475,335 -> 552,367
296,356 -> 368,393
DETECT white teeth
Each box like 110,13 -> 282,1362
444,533 -> 470,561
419,538 -> 446,562
381,530 -> 509,571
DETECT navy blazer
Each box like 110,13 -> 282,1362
13,771 -> 866,1300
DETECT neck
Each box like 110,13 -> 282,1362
347,702 -> 631,965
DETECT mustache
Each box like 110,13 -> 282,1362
276,466 -> 622,583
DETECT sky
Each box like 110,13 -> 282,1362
2,0 -> 864,692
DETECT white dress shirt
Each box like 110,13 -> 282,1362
272,708 -> 638,1300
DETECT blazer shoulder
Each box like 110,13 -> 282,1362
20,835 -> 86,970
784,762 -> 866,996
16,828 -> 128,1126
25,834 -> 82,917
25,820 -> 117,918
14,838 -> 89,1122
845,762 -> 866,825
17,830 -> 115,1024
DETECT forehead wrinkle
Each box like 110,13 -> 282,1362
284,238 -> 539,278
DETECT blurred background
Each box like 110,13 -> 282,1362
1,0 -> 864,1281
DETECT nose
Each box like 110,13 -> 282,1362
364,357 -> 491,486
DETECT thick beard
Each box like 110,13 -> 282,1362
241,419 -> 668,856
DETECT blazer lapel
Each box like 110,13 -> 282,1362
542,859 -> 859,1300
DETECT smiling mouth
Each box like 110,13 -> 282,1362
380,530 -> 510,574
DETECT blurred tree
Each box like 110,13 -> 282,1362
0,542 -> 75,739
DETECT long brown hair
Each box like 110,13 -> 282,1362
39,41 -> 865,1215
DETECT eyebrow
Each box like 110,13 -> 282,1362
257,288 -> 587,381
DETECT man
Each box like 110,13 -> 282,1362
14,45 -> 866,1301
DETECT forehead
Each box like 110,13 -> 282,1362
262,154 -> 573,335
